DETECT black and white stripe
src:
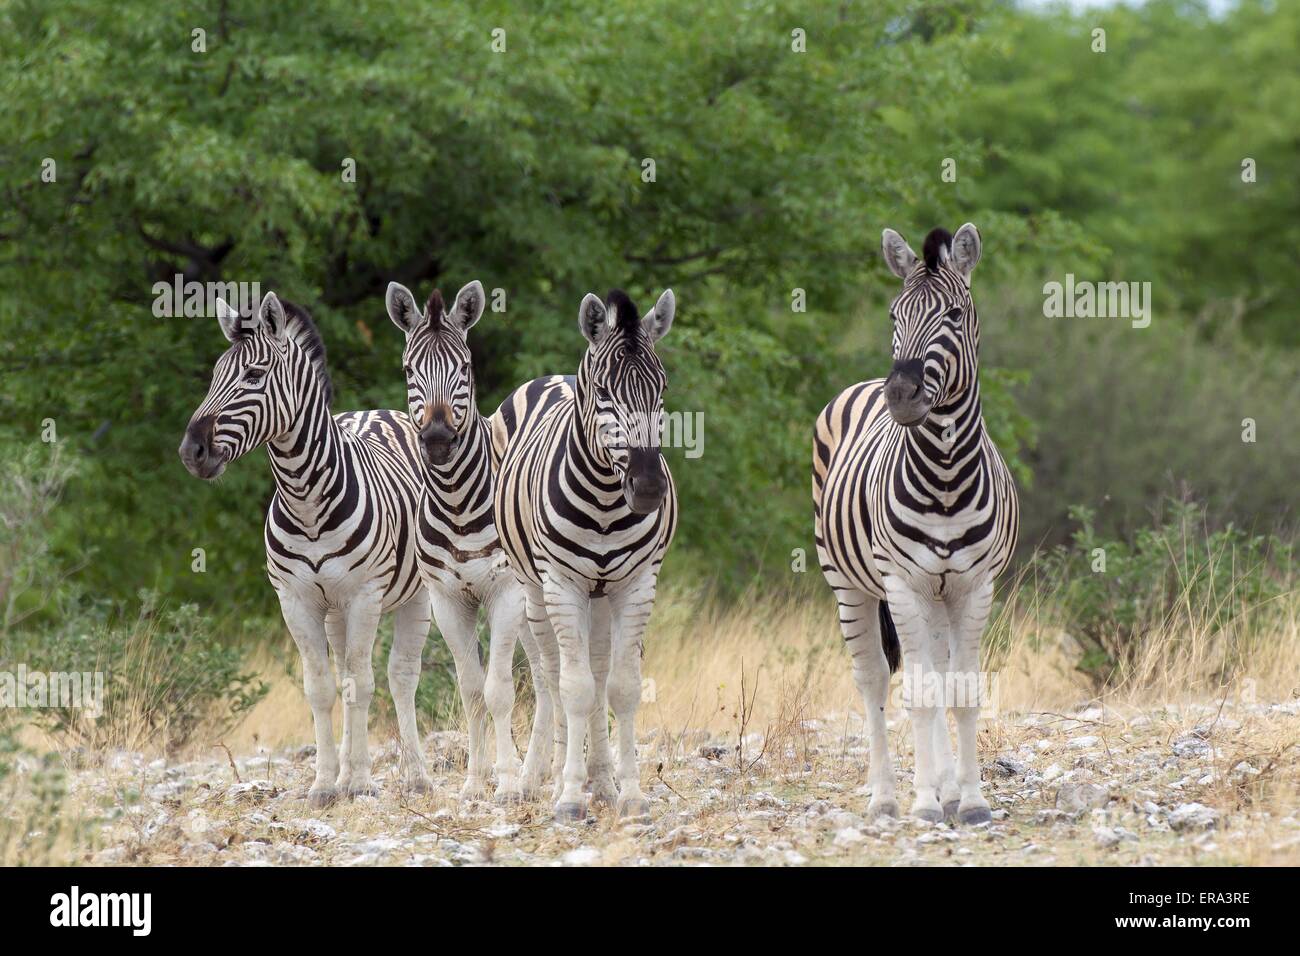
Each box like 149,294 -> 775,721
179,291 -> 433,805
385,279 -> 553,801
492,288 -> 678,821
813,225 -> 1018,825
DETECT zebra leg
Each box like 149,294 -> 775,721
949,578 -> 996,825
429,589 -> 492,800
542,577 -> 595,822
279,591 -> 339,807
515,598 -> 554,798
838,588 -> 898,819
325,608 -> 349,783
929,616 -> 961,819
483,592 -> 524,804
523,585 -> 565,797
885,580 -> 945,823
389,591 -> 434,794
607,579 -> 657,820
338,593 -> 383,798
585,597 -> 617,807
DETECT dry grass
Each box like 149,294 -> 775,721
209,574 -> 1300,760
5,577 -> 1297,867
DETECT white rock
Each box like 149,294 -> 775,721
562,846 -> 601,866
1056,782 -> 1110,814
1169,803 -> 1219,831
833,828 -> 865,848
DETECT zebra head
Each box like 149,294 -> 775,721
385,280 -> 486,468
879,223 -> 983,427
179,291 -> 331,480
577,288 -> 675,514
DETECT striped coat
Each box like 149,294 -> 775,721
180,291 -> 434,805
491,289 -> 677,822
814,225 -> 1018,826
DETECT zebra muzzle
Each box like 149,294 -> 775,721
419,421 -> 457,467
178,415 -> 227,480
624,448 -> 668,514
884,360 -> 931,427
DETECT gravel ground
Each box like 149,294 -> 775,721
25,698 -> 1299,866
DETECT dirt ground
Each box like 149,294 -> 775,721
22,696 -> 1298,867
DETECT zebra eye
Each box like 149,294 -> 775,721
243,366 -> 266,385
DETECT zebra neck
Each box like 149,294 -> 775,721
265,383 -> 345,528
421,414 -> 493,517
565,409 -> 626,509
902,384 -> 985,471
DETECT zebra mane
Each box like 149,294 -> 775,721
607,289 -> 641,349
922,228 -> 953,272
280,299 -> 334,409
425,289 -> 445,330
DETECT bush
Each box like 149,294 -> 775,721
12,593 -> 269,754
0,443 -> 267,753
1027,499 -> 1294,682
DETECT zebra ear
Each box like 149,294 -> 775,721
450,280 -> 486,333
643,289 -> 675,343
257,291 -> 288,340
216,298 -> 243,343
950,222 -> 982,278
386,282 -> 424,334
881,229 -> 918,280
578,293 -> 609,346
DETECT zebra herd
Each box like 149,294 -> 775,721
179,222 -> 1017,825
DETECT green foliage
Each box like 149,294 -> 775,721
0,731 -> 71,866
0,0 -> 990,602
950,0 -> 1300,345
16,593 -> 269,753
1029,500 -> 1294,681
979,283 -> 1300,553
0,0 -> 1295,613
0,443 -> 267,751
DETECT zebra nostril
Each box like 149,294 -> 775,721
193,443 -> 206,461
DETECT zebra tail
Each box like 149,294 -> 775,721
878,601 -> 901,674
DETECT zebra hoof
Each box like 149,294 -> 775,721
460,778 -> 489,802
912,805 -> 943,824
588,777 -> 619,807
943,799 -> 962,820
494,786 -> 525,806
344,781 -> 379,800
867,798 -> 900,820
554,801 -> 586,824
616,796 -> 650,820
958,804 -> 993,826
306,786 -> 338,809
400,776 -> 434,796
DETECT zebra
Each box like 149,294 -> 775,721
492,289 -> 677,822
384,278 -> 554,802
812,224 -> 1018,825
179,291 -> 434,806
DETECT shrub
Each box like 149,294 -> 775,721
12,593 -> 269,754
1027,499 -> 1294,683
1,443 -> 268,753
